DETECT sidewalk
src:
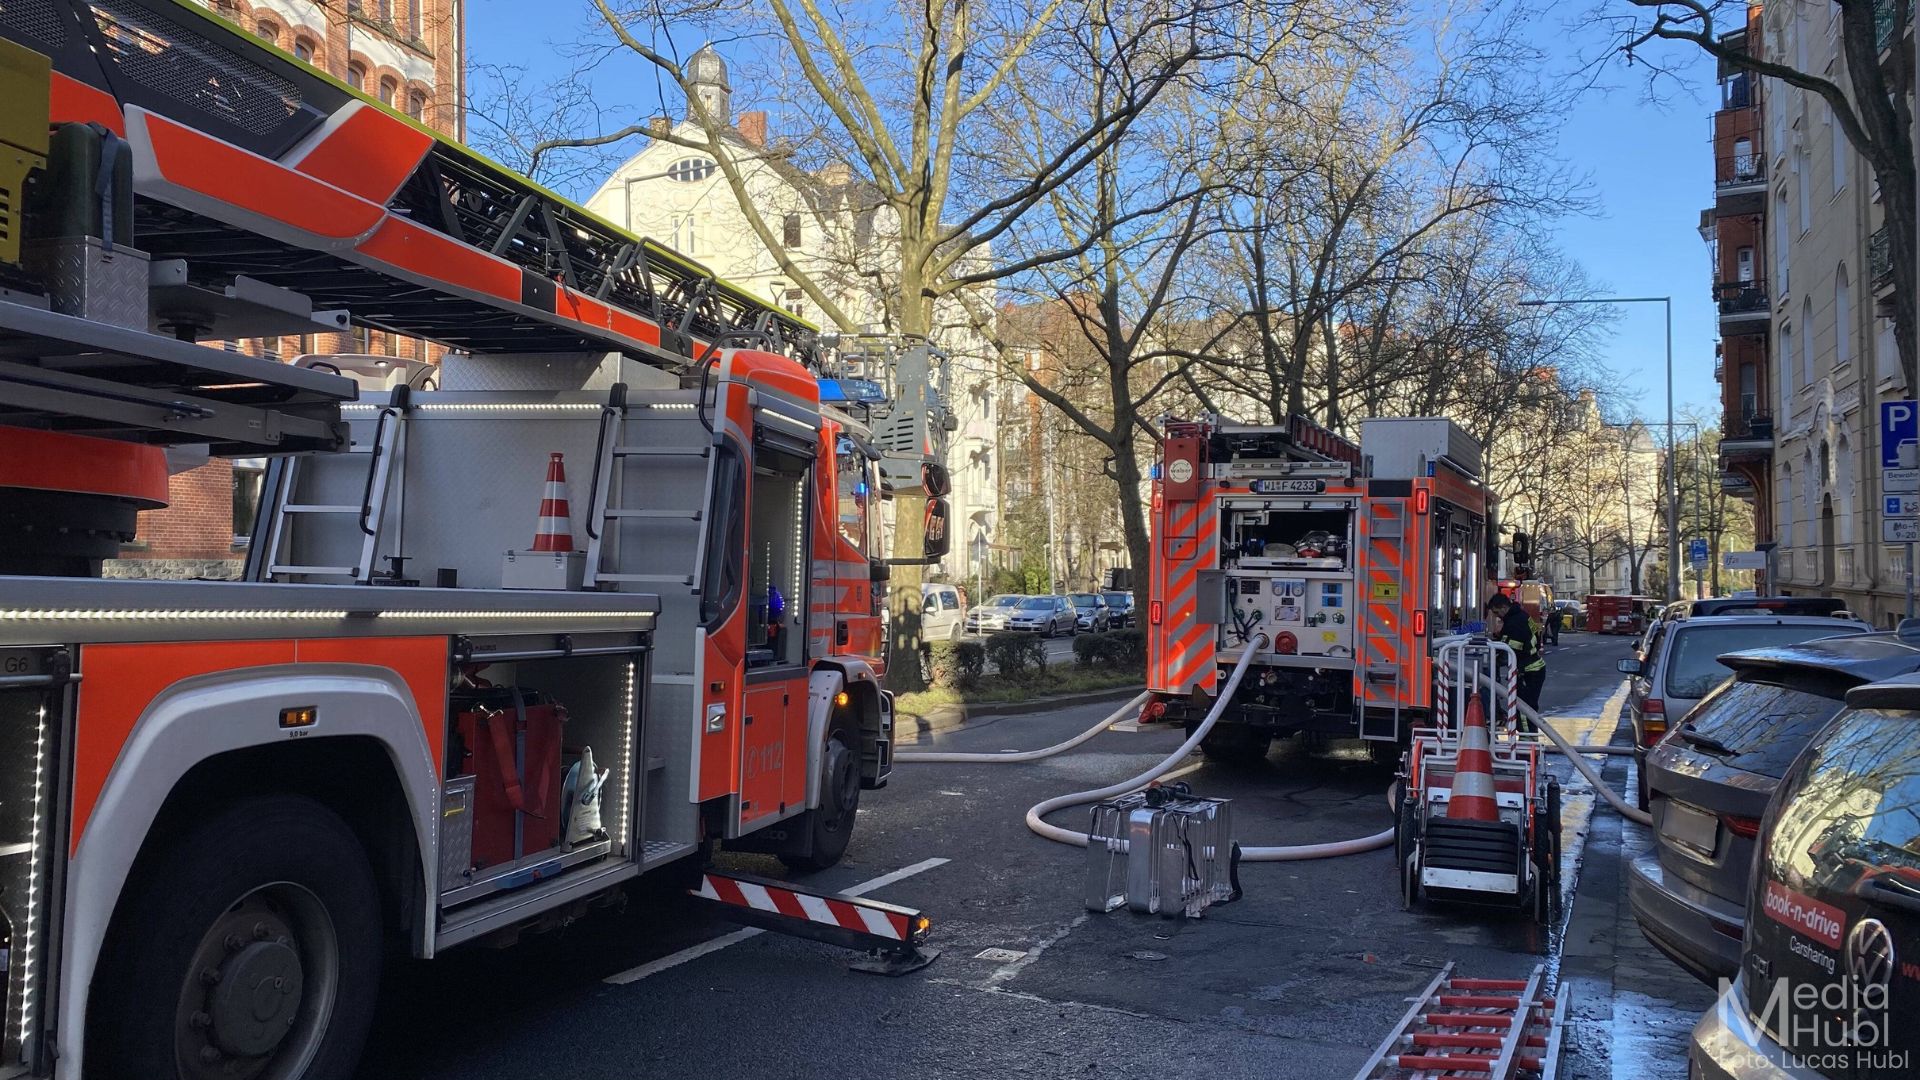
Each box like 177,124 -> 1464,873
1556,710 -> 1718,1078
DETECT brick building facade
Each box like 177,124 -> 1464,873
109,0 -> 463,579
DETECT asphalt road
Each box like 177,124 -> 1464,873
356,632 -> 1637,1080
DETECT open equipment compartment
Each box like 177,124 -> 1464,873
439,634 -> 648,909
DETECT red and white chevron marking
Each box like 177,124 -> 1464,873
694,874 -> 913,941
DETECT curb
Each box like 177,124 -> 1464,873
897,684 -> 1145,739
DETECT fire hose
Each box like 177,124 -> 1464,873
898,636 -> 1398,861
1479,673 -> 1653,827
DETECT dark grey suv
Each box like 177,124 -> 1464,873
1630,630 -> 1920,983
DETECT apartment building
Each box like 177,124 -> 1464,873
111,0 -> 463,578
1710,0 -> 1913,623
584,47 -> 1003,587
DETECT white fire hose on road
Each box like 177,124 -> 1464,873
898,635 -> 1397,861
1480,673 -> 1653,827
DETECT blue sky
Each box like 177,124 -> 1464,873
466,0 -> 1726,423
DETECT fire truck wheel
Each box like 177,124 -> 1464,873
91,795 -> 382,1080
781,719 -> 862,872
1197,724 -> 1271,766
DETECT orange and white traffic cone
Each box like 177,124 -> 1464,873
1446,692 -> 1500,823
531,452 -> 575,553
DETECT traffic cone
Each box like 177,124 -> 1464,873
1446,692 -> 1500,822
531,452 -> 575,552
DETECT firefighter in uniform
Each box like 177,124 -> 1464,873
1485,593 -> 1546,727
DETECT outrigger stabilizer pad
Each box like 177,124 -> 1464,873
690,869 -> 940,976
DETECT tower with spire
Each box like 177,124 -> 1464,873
686,45 -> 731,124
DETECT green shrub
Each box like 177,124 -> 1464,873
924,639 -> 986,690
983,631 -> 1050,681
1071,628 -> 1146,670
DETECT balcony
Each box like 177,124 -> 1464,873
1714,278 -> 1771,333
1720,411 -> 1774,456
1871,225 -> 1894,290
1714,151 -> 1766,213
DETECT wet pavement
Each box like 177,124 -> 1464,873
354,632 -> 1704,1079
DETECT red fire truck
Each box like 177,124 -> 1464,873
1144,415 -> 1497,762
0,5 -> 945,1077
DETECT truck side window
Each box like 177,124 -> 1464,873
700,445 -> 746,627
746,451 -> 810,668
836,441 -> 869,555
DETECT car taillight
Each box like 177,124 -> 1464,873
1639,699 -> 1666,745
1149,600 -> 1163,625
1720,814 -> 1762,839
1275,631 -> 1298,654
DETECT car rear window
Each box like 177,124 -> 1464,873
1676,675 -> 1854,777
1766,706 -> 1920,905
1664,624 -> 1864,699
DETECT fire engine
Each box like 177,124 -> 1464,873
1144,414 -> 1497,762
0,3 -> 948,1077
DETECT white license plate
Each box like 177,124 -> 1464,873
1665,800 -> 1720,857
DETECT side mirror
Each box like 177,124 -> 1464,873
1616,658 -> 1643,675
921,461 -> 952,498
921,496 -> 951,561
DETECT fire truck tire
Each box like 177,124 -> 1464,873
91,795 -> 382,1080
1196,724 -> 1270,765
781,719 -> 862,872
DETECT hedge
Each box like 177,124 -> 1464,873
923,639 -> 987,690
1072,628 -> 1146,669
983,631 -> 1051,681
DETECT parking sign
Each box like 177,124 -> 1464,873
1881,401 -> 1918,492
1688,538 -> 1708,567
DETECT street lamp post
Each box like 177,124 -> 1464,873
1521,296 -> 1678,601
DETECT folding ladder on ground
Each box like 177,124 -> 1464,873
1351,962 -> 1565,1079
258,389 -> 410,583
583,384 -> 718,589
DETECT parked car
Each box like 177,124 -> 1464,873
1688,673 -> 1920,1078
1629,630 -> 1920,983
1069,592 -> 1111,633
1618,614 -> 1870,806
1007,595 -> 1074,636
1103,590 -> 1135,627
965,594 -> 1025,634
1688,595 -> 1850,619
920,582 -> 967,641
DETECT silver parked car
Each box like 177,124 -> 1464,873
1069,592 -> 1110,633
964,594 -> 1024,634
1688,674 -> 1920,1078
1629,630 -> 1920,983
1617,614 -> 1868,806
1006,595 -> 1073,636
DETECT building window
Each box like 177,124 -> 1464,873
232,458 -> 267,547
379,77 -> 397,105
1834,266 -> 1852,368
378,0 -> 392,21
668,157 -> 716,183
784,287 -> 804,318
670,213 -> 698,255
347,63 -> 366,91
1739,362 -> 1757,421
783,212 -> 802,248
1795,150 -> 1811,233
1800,296 -> 1814,384
1780,322 -> 1795,413
406,90 -> 427,120
293,37 -> 314,62
409,0 -> 422,39
1775,190 -> 1791,293
348,0 -> 362,12
255,20 -> 277,42
1829,103 -> 1847,192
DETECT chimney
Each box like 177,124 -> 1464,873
737,110 -> 767,148
648,116 -> 671,138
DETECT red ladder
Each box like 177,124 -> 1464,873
1351,962 -> 1566,1079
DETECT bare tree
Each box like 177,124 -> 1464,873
1614,0 -> 1914,391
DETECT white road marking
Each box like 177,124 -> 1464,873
986,913 -> 1088,987
602,856 -> 950,985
